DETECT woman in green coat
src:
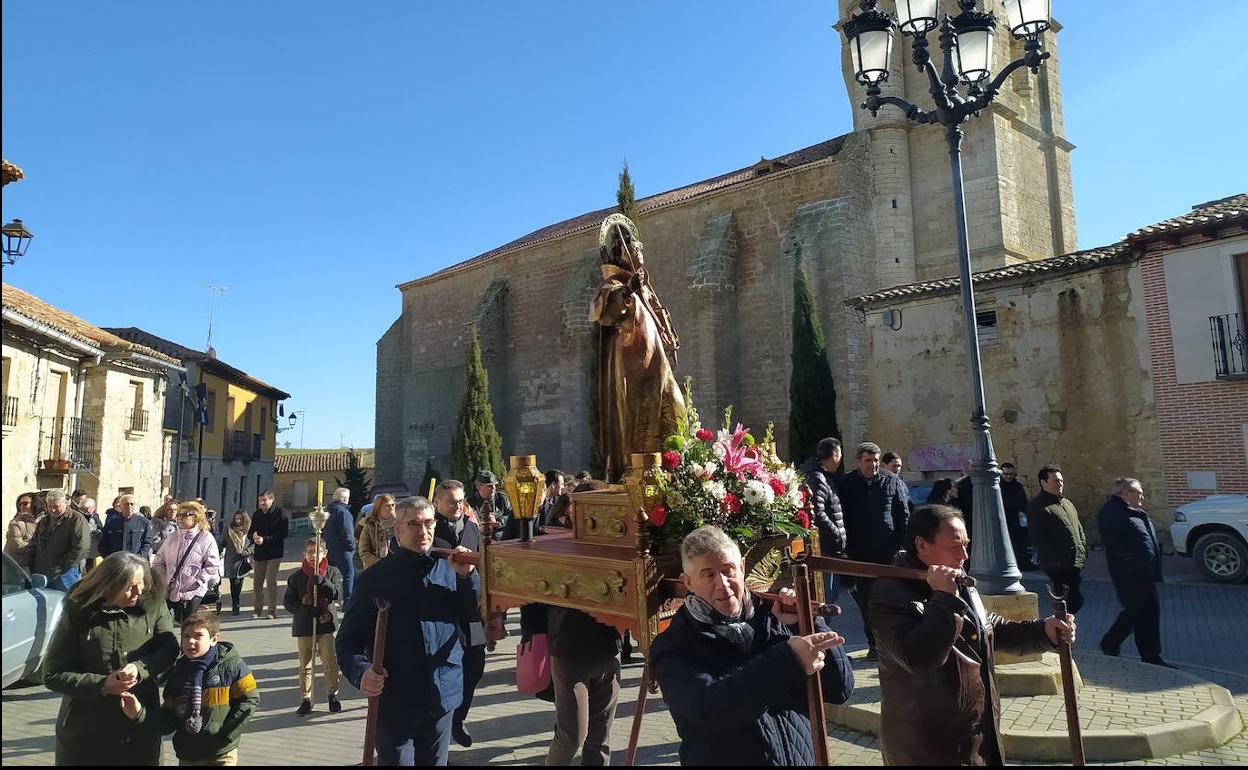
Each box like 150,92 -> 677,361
43,551 -> 179,766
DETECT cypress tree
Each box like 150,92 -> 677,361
334,451 -> 372,516
788,244 -> 841,463
419,458 -> 440,498
449,333 -> 505,483
617,159 -> 640,231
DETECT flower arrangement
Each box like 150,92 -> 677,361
649,379 -> 811,546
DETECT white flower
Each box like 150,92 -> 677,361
703,461 -> 719,478
712,441 -> 727,461
778,467 -> 799,489
704,481 -> 727,501
787,489 -> 804,507
743,480 -> 775,507
667,490 -> 686,509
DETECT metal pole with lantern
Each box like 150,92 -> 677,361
307,480 -> 330,707
841,0 -> 1054,594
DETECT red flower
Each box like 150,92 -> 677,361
800,486 -> 811,506
695,428 -> 714,442
795,509 -> 811,529
721,492 -> 741,514
662,450 -> 682,469
768,477 -> 787,497
648,505 -> 668,527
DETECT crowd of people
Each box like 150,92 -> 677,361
5,451 -> 1173,765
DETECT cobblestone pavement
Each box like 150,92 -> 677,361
4,545 -> 1246,766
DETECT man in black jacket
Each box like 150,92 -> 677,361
432,480 -> 487,748
98,494 -> 153,559
1097,478 -> 1172,667
650,525 -> 853,766
545,606 -> 622,765
836,441 -> 910,659
248,490 -> 290,619
466,470 -> 517,540
1000,463 -> 1033,570
799,437 -> 846,604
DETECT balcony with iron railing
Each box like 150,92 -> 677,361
40,417 -> 99,471
224,429 -> 260,462
1210,312 -> 1247,379
126,407 -> 150,434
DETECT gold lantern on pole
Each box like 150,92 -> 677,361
503,454 -> 542,542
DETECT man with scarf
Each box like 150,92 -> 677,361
284,537 -> 344,715
432,480 -> 487,749
650,525 -> 854,766
337,496 -> 477,766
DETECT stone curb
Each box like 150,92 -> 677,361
828,655 -> 1244,761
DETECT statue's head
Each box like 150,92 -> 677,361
599,213 -> 643,268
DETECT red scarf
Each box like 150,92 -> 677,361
299,558 -> 332,624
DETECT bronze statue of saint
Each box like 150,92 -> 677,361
589,214 -> 687,481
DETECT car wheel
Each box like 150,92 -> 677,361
1193,532 -> 1248,584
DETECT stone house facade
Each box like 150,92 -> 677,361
2,284 -> 183,542
104,328 -> 292,518
376,1 -> 1076,486
847,194 -> 1247,541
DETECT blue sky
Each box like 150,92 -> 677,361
4,1 -> 1246,450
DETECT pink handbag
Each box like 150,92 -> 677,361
515,632 -> 551,695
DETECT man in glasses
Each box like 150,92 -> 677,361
336,496 -> 476,765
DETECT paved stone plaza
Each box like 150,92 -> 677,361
4,546 -> 1246,766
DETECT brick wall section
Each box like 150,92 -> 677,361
1140,253 -> 1248,511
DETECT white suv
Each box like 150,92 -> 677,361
1171,494 -> 1248,584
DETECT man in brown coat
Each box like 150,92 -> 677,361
869,504 -> 1076,766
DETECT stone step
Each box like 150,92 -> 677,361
826,651 -> 1243,762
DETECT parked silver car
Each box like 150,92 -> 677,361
1171,494 -> 1248,584
2,551 -> 66,688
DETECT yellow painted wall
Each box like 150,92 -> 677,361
197,372 -> 277,460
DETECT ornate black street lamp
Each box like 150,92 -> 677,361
2,219 -> 34,266
844,0 -> 1052,594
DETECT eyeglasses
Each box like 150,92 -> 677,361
400,519 -> 437,531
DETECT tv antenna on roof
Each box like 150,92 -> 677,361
201,283 -> 230,351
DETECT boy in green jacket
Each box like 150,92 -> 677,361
121,610 -> 259,765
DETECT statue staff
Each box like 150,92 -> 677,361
611,222 -> 681,364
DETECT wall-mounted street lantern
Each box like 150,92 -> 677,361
2,219 -> 33,266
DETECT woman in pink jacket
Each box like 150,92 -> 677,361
153,500 -> 222,623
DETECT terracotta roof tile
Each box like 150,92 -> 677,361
2,283 -> 180,364
1126,193 -> 1247,242
274,451 -> 374,474
2,159 -> 23,186
846,244 -> 1132,307
398,136 -> 849,289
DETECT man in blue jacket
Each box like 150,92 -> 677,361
324,487 -> 357,604
336,497 -> 477,765
98,494 -> 154,559
1097,478 -> 1172,667
650,525 -> 854,766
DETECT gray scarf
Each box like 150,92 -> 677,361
684,590 -> 756,654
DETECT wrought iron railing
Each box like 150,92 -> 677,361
126,407 -> 150,433
2,395 -> 17,427
1210,312 -> 1247,379
41,417 -> 99,469
226,430 -> 255,462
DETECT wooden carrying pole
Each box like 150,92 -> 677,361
799,553 -> 975,588
1050,585 -> 1086,766
624,664 -> 651,766
791,563 -> 830,766
361,598 -> 392,767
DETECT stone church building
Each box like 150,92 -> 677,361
376,0 -> 1076,491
